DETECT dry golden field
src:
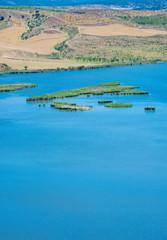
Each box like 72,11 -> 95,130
0,56 -> 96,70
79,23 -> 167,37
0,26 -> 69,69
0,26 -> 66,54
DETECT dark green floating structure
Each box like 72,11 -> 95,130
98,100 -> 113,104
111,90 -> 148,95
145,107 -> 156,111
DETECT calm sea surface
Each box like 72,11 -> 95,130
0,63 -> 167,240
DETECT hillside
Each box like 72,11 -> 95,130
0,6 -> 167,72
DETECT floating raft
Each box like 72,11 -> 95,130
111,91 -> 148,95
98,100 -> 113,104
145,107 -> 156,111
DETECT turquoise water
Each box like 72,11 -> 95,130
0,63 -> 167,240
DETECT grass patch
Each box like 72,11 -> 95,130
50,101 -> 92,111
0,83 -> 37,92
105,103 -> 133,108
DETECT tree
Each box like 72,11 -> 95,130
0,16 -> 4,21
24,66 -> 28,71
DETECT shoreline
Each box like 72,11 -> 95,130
0,60 -> 165,77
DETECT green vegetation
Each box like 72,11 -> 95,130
75,56 -> 119,64
54,26 -> 79,54
0,63 -> 11,71
26,11 -> 48,31
145,106 -> 156,111
57,33 -> 167,65
0,83 -> 37,92
0,6 -> 65,12
59,26 -> 79,39
21,28 -> 42,40
98,100 -> 113,104
111,89 -> 148,95
47,52 -> 60,59
26,81 -> 146,102
0,16 -> 4,21
105,103 -> 133,108
0,20 -> 8,30
0,60 -> 160,76
54,40 -> 68,52
131,15 -> 167,29
103,11 -> 167,29
51,101 -> 92,111
99,82 -> 120,86
21,11 -> 49,40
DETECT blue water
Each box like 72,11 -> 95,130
0,63 -> 167,240
1,0 -> 166,7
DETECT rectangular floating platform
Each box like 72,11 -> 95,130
98,100 -> 113,104
145,107 -> 156,111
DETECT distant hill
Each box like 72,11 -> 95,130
1,0 -> 167,8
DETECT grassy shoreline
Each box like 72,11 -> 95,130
0,59 -> 165,77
